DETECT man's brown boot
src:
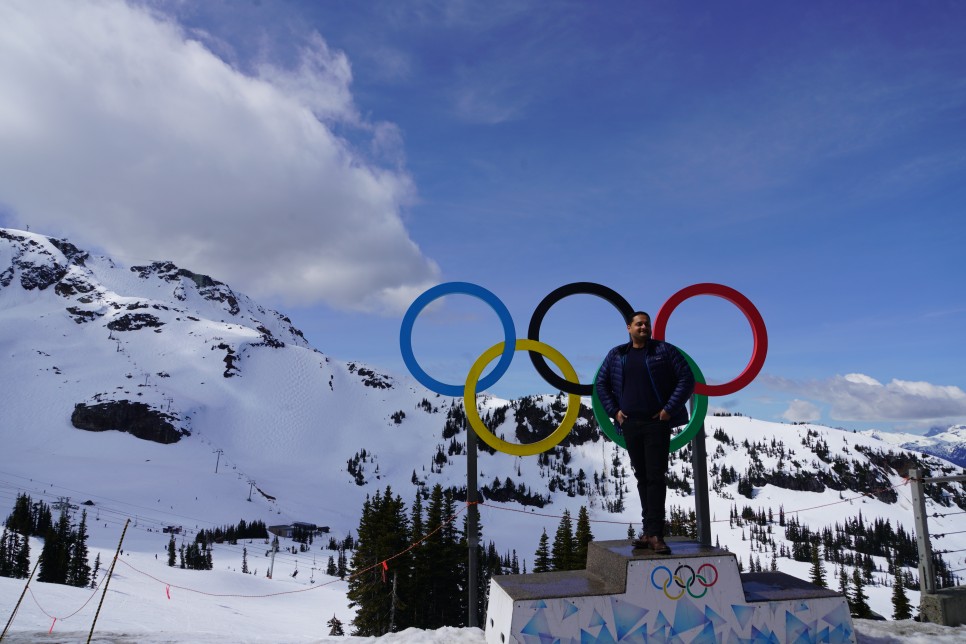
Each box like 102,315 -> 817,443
649,536 -> 671,555
631,533 -> 650,550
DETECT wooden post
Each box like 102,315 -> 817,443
909,468 -> 936,595
87,518 -> 130,644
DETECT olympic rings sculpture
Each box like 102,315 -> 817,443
399,281 -> 766,457
651,563 -> 719,600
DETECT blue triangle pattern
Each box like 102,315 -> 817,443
521,633 -> 556,644
792,633 -> 814,644
751,625 -> 778,644
596,624 -> 618,644
785,610 -> 810,641
590,609 -> 607,628
563,601 -> 579,620
732,604 -> 755,631
724,629 -> 751,644
672,596 -> 709,634
691,621 -> 719,644
705,605 -> 728,628
654,611 -> 671,630
828,623 -> 852,644
611,596 -> 648,640
623,622 -> 649,644
817,626 -> 829,643
821,602 -> 851,629
522,609 -> 551,637
649,625 -> 668,644
795,601 -> 810,613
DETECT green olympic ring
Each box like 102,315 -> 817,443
592,347 -> 708,452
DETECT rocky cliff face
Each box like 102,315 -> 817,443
71,400 -> 187,444
0,227 -> 317,445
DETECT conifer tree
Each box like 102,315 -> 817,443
242,547 -> 249,574
574,506 -> 593,569
326,555 -> 337,576
420,484 -> 462,628
551,510 -> 575,571
891,569 -> 912,620
68,510 -> 91,587
167,535 -> 177,567
0,529 -> 11,577
407,491 -> 429,628
5,494 -> 33,535
12,534 -> 29,579
90,553 -> 101,588
347,486 -> 412,636
327,615 -> 345,636
337,546 -> 347,579
838,566 -> 850,603
533,529 -> 551,573
850,568 -> 872,618
809,542 -> 827,588
38,506 -> 72,584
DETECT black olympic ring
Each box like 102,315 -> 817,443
672,564 -> 696,589
527,282 -> 634,396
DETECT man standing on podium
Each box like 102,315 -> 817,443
595,311 -> 694,555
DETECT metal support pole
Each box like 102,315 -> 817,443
268,537 -> 277,579
87,518 -> 130,644
690,396 -> 711,546
467,413 -> 479,628
909,468 -> 936,595
1,552 -> 42,642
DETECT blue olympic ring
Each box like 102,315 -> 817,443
399,282 -> 516,397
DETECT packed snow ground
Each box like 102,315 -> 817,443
2,569 -> 965,643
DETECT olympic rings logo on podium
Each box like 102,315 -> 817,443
651,563 -> 719,600
400,282 -> 767,457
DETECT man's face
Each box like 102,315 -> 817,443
627,314 -> 651,344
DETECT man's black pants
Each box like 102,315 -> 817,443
621,417 -> 672,538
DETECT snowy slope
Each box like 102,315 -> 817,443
863,425 -> 966,468
2,227 -> 965,641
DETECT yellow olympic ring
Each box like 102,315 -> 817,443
663,578 -> 686,600
464,339 -> 581,457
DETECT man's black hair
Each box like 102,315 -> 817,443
626,311 -> 650,324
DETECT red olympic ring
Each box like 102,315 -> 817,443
653,283 -> 767,396
696,563 -> 718,587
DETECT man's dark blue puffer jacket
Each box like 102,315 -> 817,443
595,340 -> 695,427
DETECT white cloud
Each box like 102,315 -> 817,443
781,399 -> 821,423
762,374 -> 966,422
0,0 -> 439,312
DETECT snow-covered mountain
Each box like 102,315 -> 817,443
2,227 -> 965,640
862,425 -> 966,468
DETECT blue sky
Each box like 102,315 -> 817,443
1,0 -> 965,433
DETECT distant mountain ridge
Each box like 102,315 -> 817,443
1,227 -> 964,620
861,425 -> 966,468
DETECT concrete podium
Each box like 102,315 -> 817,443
485,538 -> 855,644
